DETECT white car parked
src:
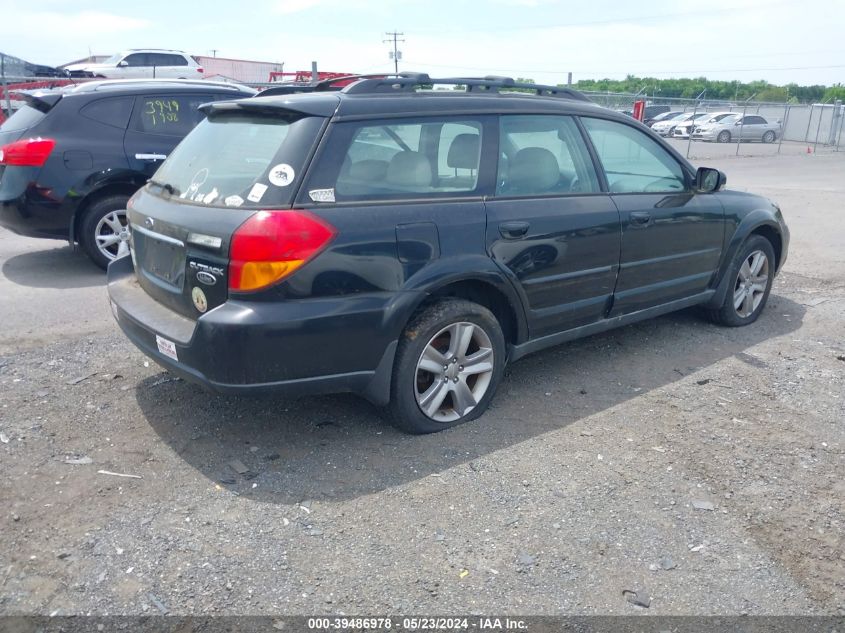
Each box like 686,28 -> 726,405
672,112 -> 735,139
650,112 -> 697,137
64,50 -> 203,80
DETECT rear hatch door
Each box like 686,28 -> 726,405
127,101 -> 331,319
0,91 -> 62,180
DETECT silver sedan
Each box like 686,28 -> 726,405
693,114 -> 781,143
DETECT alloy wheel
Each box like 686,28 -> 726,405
94,210 -> 131,261
414,321 -> 494,422
733,250 -> 770,318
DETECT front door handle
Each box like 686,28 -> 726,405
629,211 -> 651,226
499,221 -> 530,240
135,153 -> 168,161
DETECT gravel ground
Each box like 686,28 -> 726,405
0,152 -> 843,616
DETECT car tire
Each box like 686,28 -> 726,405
762,130 -> 776,143
79,194 -> 131,270
717,130 -> 731,143
706,235 -> 776,327
387,298 -> 505,434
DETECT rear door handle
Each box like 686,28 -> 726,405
629,211 -> 651,226
499,221 -> 530,240
135,153 -> 167,161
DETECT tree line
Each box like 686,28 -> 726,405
567,75 -> 845,103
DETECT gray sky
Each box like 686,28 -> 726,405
1,0 -> 843,86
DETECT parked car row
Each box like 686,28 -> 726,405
646,110 -> 781,143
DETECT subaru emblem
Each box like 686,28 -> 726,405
196,271 -> 217,286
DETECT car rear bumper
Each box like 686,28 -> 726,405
0,167 -> 71,239
107,255 -> 401,404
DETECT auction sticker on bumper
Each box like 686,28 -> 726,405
155,335 -> 178,361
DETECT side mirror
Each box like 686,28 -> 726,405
734,121 -> 742,126
696,167 -> 726,193
118,60 -> 129,67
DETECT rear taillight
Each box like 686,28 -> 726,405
229,210 -> 336,292
0,137 -> 55,167
197,67 -> 204,73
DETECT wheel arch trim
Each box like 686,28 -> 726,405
706,212 -> 784,309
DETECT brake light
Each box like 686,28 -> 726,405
0,137 -> 55,167
229,210 -> 336,292
197,67 -> 204,73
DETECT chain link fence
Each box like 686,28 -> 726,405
580,91 -> 845,160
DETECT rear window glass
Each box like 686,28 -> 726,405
0,104 -> 47,132
149,111 -> 323,208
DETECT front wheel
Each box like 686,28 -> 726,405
717,130 -> 732,143
80,195 -> 131,270
388,299 -> 505,434
762,130 -> 776,143
706,235 -> 775,327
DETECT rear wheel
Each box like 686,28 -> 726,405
717,130 -> 731,143
80,194 -> 131,270
706,235 -> 775,327
762,130 -> 776,143
388,299 -> 505,434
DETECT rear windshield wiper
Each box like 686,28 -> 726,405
148,179 -> 179,196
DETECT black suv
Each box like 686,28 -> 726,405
0,79 -> 255,268
107,75 -> 789,434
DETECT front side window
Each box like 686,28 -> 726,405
319,118 -> 484,201
581,117 -> 687,194
132,94 -> 214,136
496,115 -> 599,196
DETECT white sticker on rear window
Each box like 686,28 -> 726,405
203,188 -> 219,204
268,163 -> 295,187
224,195 -> 244,207
155,335 -> 178,361
247,183 -> 268,202
309,188 -> 335,203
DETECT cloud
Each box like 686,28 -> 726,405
2,10 -> 150,37
272,0 -> 326,14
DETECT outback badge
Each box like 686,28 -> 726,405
191,287 -> 208,313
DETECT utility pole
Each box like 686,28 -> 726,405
210,49 -> 219,58
383,31 -> 404,75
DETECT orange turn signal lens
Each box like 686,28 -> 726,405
237,260 -> 305,291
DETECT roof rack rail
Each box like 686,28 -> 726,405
338,75 -> 590,101
313,72 -> 430,91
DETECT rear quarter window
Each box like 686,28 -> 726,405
304,117 -> 486,202
79,97 -> 134,129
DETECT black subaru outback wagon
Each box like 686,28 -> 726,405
108,75 -> 789,434
0,79 -> 255,268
